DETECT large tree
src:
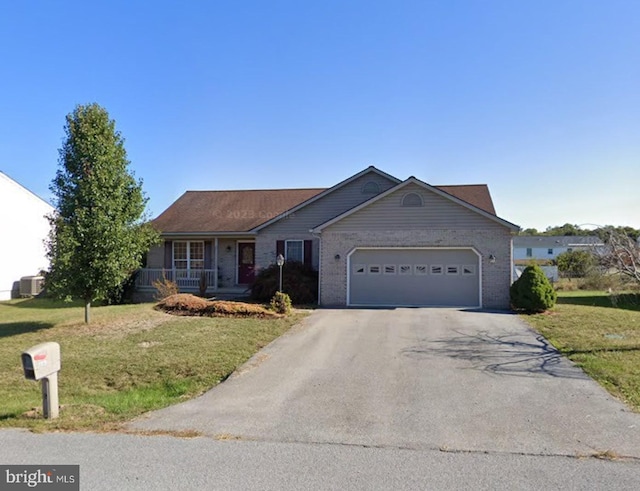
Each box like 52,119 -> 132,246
46,103 -> 158,322
597,228 -> 640,285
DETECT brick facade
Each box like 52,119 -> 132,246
319,229 -> 513,309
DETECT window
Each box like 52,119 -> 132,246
462,265 -> 476,276
548,248 -> 553,255
285,240 -> 304,263
430,265 -> 443,275
173,241 -> 204,277
446,265 -> 459,275
354,264 -> 366,275
399,264 -> 412,275
368,265 -> 381,274
402,192 -> 423,207
362,181 -> 380,194
526,248 -> 532,257
414,264 -> 428,275
384,264 -> 396,275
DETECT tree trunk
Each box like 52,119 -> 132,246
84,299 -> 91,324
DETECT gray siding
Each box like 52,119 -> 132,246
326,182 -> 505,232
260,171 -> 397,234
146,244 -> 164,268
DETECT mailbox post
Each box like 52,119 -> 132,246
21,342 -> 61,419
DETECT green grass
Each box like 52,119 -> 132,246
0,298 -> 307,432
523,291 -> 640,411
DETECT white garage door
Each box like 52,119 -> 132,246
348,248 -> 480,307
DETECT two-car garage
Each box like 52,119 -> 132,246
347,248 -> 481,307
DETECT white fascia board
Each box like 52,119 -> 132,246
160,231 -> 257,238
312,177 -> 520,232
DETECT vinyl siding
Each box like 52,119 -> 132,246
259,171 -> 397,234
325,182 -> 505,232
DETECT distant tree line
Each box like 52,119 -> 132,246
520,223 -> 639,242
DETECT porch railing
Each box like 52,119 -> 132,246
136,268 -> 217,289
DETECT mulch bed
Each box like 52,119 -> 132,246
155,294 -> 281,318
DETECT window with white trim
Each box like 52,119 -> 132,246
384,264 -> 396,275
399,264 -> 412,275
430,265 -> 443,275
354,264 -> 366,275
368,265 -> 381,274
285,240 -> 304,263
446,265 -> 459,275
173,241 -> 204,277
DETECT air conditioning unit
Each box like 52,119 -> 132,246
20,276 -> 45,297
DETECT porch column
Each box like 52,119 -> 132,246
214,238 -> 219,290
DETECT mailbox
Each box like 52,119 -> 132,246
21,342 -> 61,419
22,342 -> 61,381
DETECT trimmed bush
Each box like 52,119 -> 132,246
510,264 -> 557,313
250,261 -> 318,304
270,291 -> 292,314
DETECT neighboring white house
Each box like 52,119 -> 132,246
0,172 -> 54,300
513,235 -> 604,262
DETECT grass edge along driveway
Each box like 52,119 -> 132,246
0,298 -> 307,432
523,291 -> 640,412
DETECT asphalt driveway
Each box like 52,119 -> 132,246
129,309 -> 640,458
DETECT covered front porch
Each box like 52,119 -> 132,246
136,236 -> 257,295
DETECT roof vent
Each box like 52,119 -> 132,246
402,192 -> 423,207
362,181 -> 380,194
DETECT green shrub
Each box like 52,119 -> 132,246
270,291 -> 292,314
510,264 -> 557,313
250,261 -> 318,304
556,250 -> 596,278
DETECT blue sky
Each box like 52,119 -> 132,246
1,0 -> 638,230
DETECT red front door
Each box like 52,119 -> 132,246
237,242 -> 255,284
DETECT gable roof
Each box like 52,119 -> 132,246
151,168 -> 512,234
311,177 -> 519,232
251,166 -> 401,232
435,184 -> 496,215
152,188 -> 325,233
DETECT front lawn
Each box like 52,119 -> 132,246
523,291 -> 640,411
0,298 -> 306,432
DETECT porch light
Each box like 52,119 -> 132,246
276,254 -> 285,292
489,254 -> 496,264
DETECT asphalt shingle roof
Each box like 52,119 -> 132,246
152,184 -> 498,233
